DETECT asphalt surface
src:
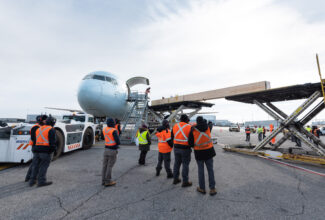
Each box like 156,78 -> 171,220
1,128 -> 325,220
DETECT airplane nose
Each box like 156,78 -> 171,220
77,80 -> 102,109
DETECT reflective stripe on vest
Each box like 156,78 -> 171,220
103,127 -> 117,146
193,127 -> 213,150
174,123 -> 191,142
137,130 -> 148,145
29,124 -> 40,145
35,126 -> 52,146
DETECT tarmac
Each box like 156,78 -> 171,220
1,128 -> 325,220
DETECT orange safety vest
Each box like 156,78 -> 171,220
245,128 -> 250,134
29,124 -> 40,146
314,129 -> 319,137
115,124 -> 120,135
103,127 -> 117,146
156,129 -> 172,153
35,125 -> 52,146
173,122 -> 191,145
193,127 -> 213,150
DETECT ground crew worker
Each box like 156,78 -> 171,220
312,126 -> 321,145
102,118 -> 120,187
257,126 -> 263,141
25,115 -> 48,182
29,116 -> 57,187
115,119 -> 122,136
137,124 -> 151,165
155,120 -> 173,178
269,124 -> 275,145
306,125 -> 312,140
245,126 -> 250,142
262,126 -> 266,139
189,116 -> 217,196
171,114 -> 193,187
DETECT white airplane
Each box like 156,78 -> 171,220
77,71 -> 149,119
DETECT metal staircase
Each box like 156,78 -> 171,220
119,91 -> 149,144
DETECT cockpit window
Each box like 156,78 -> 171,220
105,76 -> 118,85
93,75 -> 106,81
83,74 -> 94,80
83,74 -> 118,85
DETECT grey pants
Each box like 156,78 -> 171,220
258,133 -> 263,141
30,152 -> 51,185
197,158 -> 216,190
156,152 -> 172,174
173,148 -> 191,182
102,148 -> 117,184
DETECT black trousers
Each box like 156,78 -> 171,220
30,152 -> 51,185
246,133 -> 250,141
139,150 -> 148,165
25,162 -> 38,181
156,152 -> 172,174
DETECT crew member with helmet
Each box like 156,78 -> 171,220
155,120 -> 173,178
102,118 -> 120,186
171,114 -> 193,187
189,116 -> 217,196
245,126 -> 251,142
29,116 -> 57,187
25,115 -> 48,182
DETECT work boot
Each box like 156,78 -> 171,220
173,178 -> 181,185
25,178 -> 30,182
29,181 -> 36,187
197,187 -> 206,194
37,182 -> 53,187
167,172 -> 174,179
156,168 -> 161,176
105,181 -> 116,187
209,188 -> 217,196
181,181 -> 192,187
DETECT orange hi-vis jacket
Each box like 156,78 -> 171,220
29,124 -> 40,146
173,122 -> 191,145
193,127 -> 213,150
115,124 -> 120,135
156,129 -> 172,153
35,125 -> 52,146
103,127 -> 117,146
245,127 -> 250,134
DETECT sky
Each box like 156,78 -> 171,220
0,0 -> 325,123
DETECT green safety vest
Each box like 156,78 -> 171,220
257,128 -> 263,133
137,130 -> 148,145
306,127 -> 311,132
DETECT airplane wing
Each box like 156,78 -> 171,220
45,107 -> 84,113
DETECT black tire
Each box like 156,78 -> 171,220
82,127 -> 94,150
53,130 -> 64,161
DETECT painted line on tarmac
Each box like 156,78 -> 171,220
258,155 -> 325,177
0,164 -> 16,171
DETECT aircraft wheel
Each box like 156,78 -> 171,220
53,130 -> 64,161
82,127 -> 94,150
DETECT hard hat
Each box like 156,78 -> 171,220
46,116 -> 56,127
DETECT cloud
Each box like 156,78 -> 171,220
127,0 -> 325,121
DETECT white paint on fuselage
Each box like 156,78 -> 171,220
77,71 -> 130,119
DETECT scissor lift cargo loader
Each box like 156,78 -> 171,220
226,82 -> 325,158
